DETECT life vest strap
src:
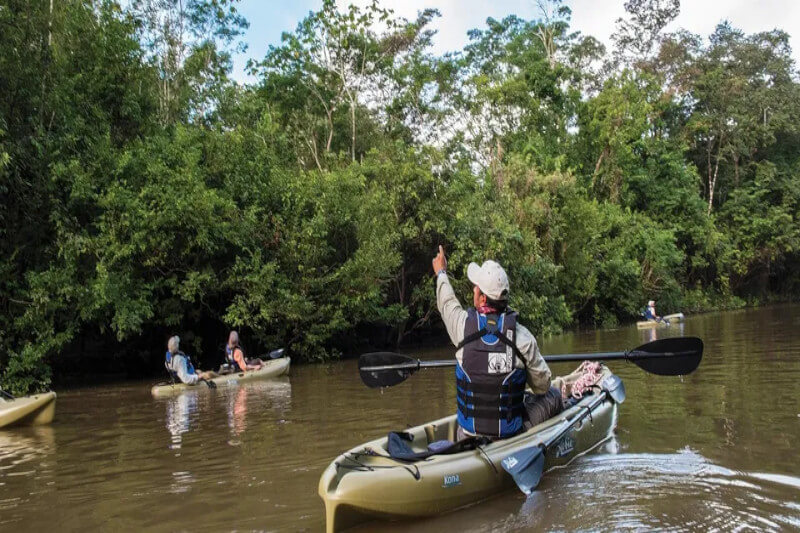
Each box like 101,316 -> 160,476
458,404 -> 525,420
456,376 -> 520,395
458,389 -> 524,406
455,319 -> 525,366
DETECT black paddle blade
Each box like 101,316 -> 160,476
602,374 -> 626,404
203,379 -> 217,389
502,445 -> 545,496
358,352 -> 418,389
629,336 -> 703,376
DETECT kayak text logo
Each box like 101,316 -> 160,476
442,474 -> 461,488
554,435 -> 575,458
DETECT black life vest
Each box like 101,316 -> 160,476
455,309 -> 526,438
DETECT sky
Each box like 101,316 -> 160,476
230,0 -> 800,83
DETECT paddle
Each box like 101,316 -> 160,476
267,348 -> 285,359
0,388 -> 16,400
359,336 -> 703,388
501,373 -> 626,495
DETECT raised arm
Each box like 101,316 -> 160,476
432,246 -> 467,347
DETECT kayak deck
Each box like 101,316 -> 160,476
151,356 -> 291,397
319,367 -> 618,532
0,391 -> 57,428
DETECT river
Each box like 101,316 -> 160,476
2,304 -> 799,531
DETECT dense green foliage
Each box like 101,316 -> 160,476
1,0 -> 799,394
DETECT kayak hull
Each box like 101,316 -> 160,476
151,357 -> 291,397
319,367 -> 618,532
0,391 -> 57,428
636,312 -> 685,328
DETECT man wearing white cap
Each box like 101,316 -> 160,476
432,246 -> 561,440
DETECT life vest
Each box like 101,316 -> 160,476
455,309 -> 526,438
165,350 -> 196,377
644,307 -> 656,320
225,345 -> 245,371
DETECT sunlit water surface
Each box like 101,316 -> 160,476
2,304 -> 799,531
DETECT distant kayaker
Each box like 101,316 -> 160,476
432,246 -> 563,441
223,331 -> 265,373
165,336 -> 216,385
644,300 -> 660,321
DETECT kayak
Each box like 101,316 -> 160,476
636,312 -> 685,329
318,365 -> 619,532
151,356 -> 291,398
0,391 -> 57,429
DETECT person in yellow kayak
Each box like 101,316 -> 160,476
165,336 -> 216,385
432,246 -> 563,441
223,331 -> 266,373
644,300 -> 661,321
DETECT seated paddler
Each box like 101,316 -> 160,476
222,330 -> 265,373
644,300 -> 660,321
432,246 -> 563,441
165,335 -> 216,385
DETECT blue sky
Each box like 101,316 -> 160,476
230,0 -> 800,84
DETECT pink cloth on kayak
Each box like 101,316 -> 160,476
561,361 -> 604,399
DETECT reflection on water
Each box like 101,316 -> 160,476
0,426 -> 56,468
642,321 -> 684,343
165,392 -> 197,449
1,305 -> 799,531
227,379 -> 291,445
162,377 -> 292,449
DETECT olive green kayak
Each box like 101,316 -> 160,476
0,391 -> 57,429
637,312 -> 685,329
150,356 -> 291,398
318,366 -> 619,532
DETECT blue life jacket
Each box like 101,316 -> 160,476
165,350 -> 196,377
225,345 -> 245,371
455,309 -> 526,438
644,307 -> 656,320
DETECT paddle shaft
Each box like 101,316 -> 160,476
360,348 -> 699,373
542,389 -> 609,450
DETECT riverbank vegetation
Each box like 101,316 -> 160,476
2,0 -> 799,393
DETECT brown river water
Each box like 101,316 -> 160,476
2,304 -> 800,531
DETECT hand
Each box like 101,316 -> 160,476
432,245 -> 447,275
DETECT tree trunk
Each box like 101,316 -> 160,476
350,101 -> 356,162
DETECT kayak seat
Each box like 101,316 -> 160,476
387,431 -> 489,462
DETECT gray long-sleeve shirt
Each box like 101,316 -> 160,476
169,354 -> 199,385
435,272 -> 552,394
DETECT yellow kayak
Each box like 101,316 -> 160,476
0,391 -> 57,428
637,312 -> 685,328
151,356 -> 291,398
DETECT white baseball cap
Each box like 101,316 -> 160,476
467,260 -> 509,300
